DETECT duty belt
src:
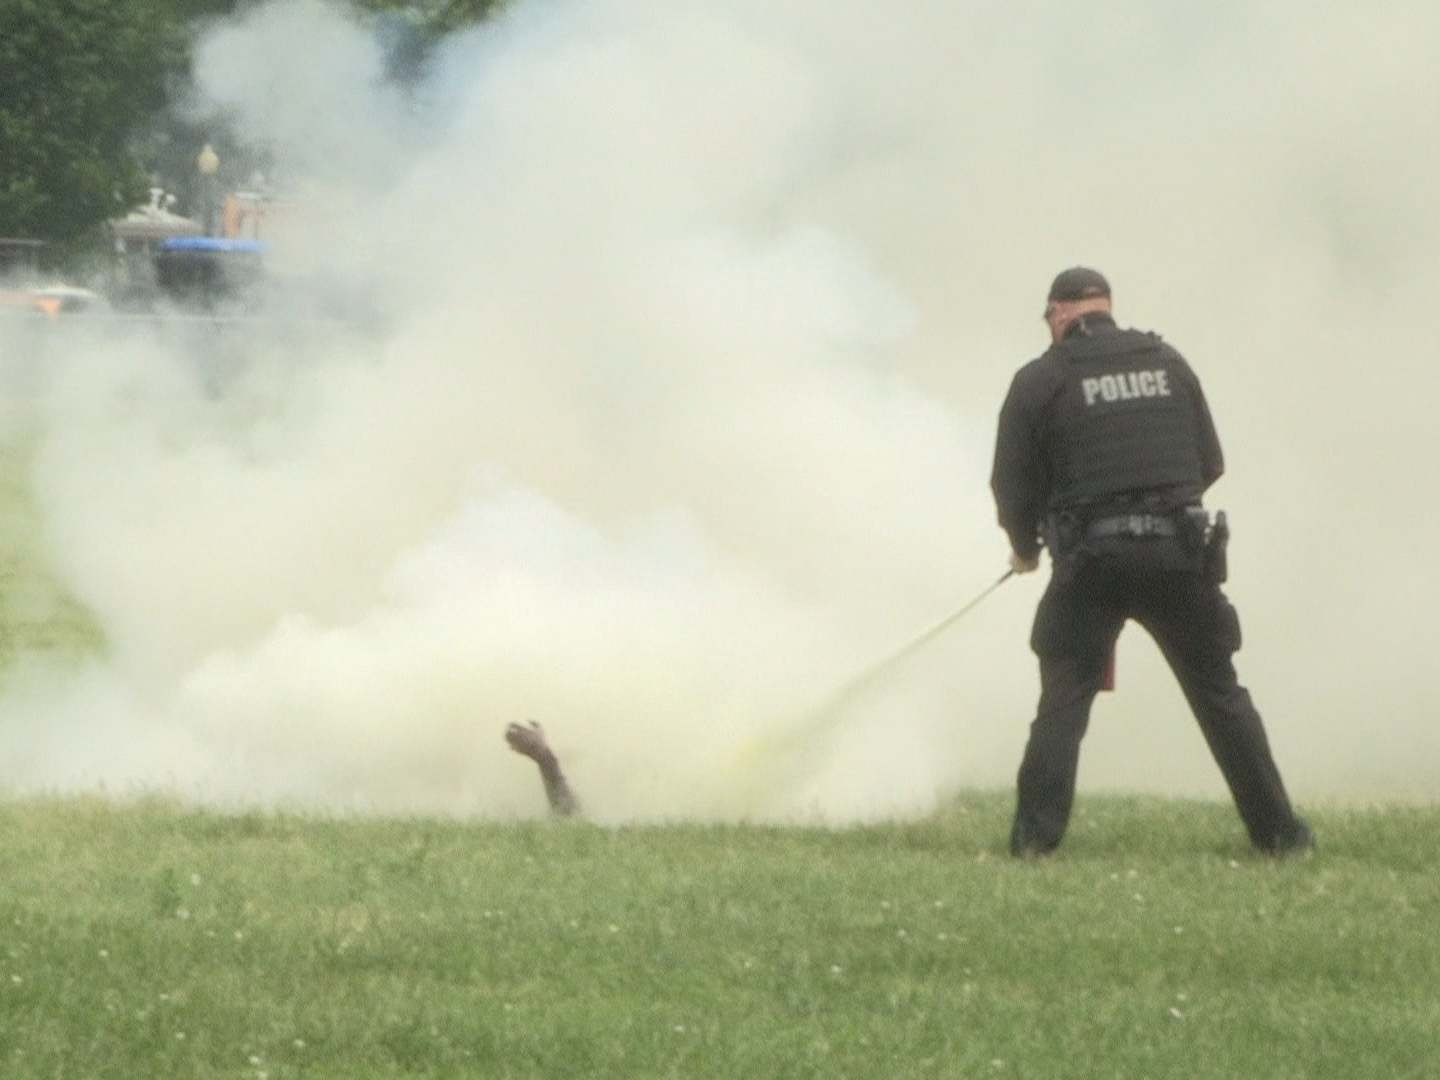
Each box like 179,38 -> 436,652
1085,513 -> 1179,540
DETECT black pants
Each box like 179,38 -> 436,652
1011,540 -> 1304,854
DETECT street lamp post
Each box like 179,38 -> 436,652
196,143 -> 220,236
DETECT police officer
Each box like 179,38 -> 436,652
991,267 -> 1313,857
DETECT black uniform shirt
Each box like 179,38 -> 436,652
990,313 -> 1224,561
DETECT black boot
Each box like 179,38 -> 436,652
1263,816 -> 1316,857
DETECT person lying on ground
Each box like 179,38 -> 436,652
504,720 -> 580,817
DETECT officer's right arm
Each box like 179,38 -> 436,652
1175,354 -> 1224,488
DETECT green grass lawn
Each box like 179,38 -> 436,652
3,424 -> 1437,1077
0,795 -> 1436,1079
0,438 -> 103,668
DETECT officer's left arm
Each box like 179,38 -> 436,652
1009,549 -> 1040,574
990,368 -> 1047,562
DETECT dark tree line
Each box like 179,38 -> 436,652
1,0 -> 188,247
0,0 -> 505,249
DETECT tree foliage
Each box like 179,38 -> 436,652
356,0 -> 508,36
0,0 -> 506,248
0,0 -> 192,245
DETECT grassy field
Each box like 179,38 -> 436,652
0,795 -> 1436,1078
3,422 -> 1437,1078
0,436 -> 103,668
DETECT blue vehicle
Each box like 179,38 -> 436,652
154,236 -> 268,306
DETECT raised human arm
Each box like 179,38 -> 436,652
504,721 -> 580,817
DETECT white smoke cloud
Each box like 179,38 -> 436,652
2,0 -> 1436,819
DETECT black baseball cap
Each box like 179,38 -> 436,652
1046,267 -> 1111,303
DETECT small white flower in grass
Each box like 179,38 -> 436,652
829,965 -> 842,975
1173,926 -> 1184,935
98,949 -> 109,959
1132,894 -> 1144,903
608,924 -> 619,934
293,1039 -> 306,1049
673,1025 -> 686,1034
233,931 -> 244,942
1176,993 -> 1189,1002
937,933 -> 949,942
1228,860 -> 1241,869
10,975 -> 21,985
175,1032 -> 186,1041
933,900 -> 945,909
190,873 -> 202,887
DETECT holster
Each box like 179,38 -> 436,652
1179,506 -> 1210,555
1205,510 -> 1230,584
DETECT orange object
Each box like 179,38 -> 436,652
0,290 -> 60,319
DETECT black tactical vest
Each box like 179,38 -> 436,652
1044,327 -> 1206,511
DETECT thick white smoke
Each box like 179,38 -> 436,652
1,0 -> 1436,819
